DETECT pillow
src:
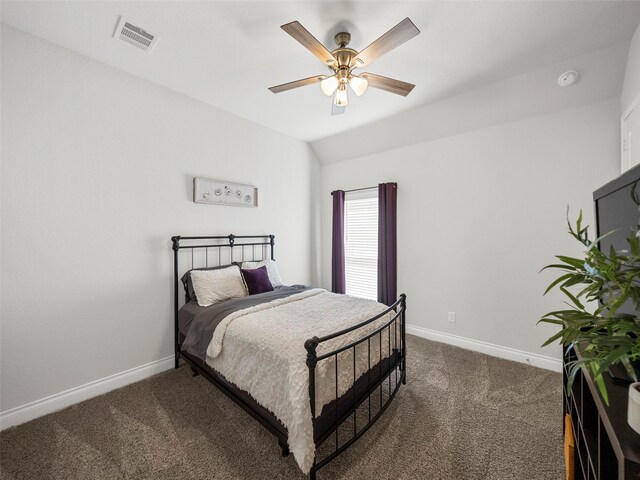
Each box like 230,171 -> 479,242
190,265 -> 248,307
241,266 -> 274,295
181,264 -> 236,303
241,259 -> 283,287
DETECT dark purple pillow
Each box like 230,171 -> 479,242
241,265 -> 274,295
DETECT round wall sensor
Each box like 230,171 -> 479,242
558,70 -> 579,87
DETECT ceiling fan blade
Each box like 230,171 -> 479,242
353,18 -> 420,68
331,102 -> 346,116
268,75 -> 326,94
281,21 -> 337,68
360,73 -> 415,96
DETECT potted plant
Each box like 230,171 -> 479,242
539,196 -> 640,409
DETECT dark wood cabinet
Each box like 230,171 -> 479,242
564,347 -> 640,479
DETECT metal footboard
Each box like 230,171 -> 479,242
304,294 -> 407,480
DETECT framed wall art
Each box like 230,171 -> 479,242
193,177 -> 258,207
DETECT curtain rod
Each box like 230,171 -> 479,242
345,186 -> 378,193
343,186 -> 378,194
332,184 -> 396,195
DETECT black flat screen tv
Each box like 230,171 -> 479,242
594,163 -> 640,316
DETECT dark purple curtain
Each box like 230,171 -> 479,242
331,190 -> 346,294
378,183 -> 397,305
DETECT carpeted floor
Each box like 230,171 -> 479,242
0,335 -> 564,480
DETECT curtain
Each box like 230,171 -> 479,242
378,183 -> 397,305
331,190 -> 346,294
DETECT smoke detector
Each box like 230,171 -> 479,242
113,17 -> 159,53
558,70 -> 579,87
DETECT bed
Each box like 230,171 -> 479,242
172,234 -> 406,479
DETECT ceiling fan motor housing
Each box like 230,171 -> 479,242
334,32 -> 351,47
331,47 -> 358,70
332,32 -> 358,72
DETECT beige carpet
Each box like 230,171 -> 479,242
0,335 -> 563,479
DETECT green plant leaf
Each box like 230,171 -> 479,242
540,329 -> 566,347
621,356 -> 639,382
577,210 -> 583,232
543,273 -> 574,295
540,263 -> 577,272
594,345 -> 631,377
593,371 -> 609,405
537,318 -> 564,326
560,287 -> 584,310
587,230 -> 616,252
565,360 -> 585,397
563,275 -> 587,288
556,255 -> 586,269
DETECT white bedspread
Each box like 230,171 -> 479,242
205,288 -> 396,474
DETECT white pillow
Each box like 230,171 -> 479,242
191,265 -> 248,307
242,259 -> 283,288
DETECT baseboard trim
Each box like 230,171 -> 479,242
0,355 -> 174,431
406,324 -> 562,372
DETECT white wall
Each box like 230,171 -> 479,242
0,26 -> 319,415
321,98 -> 621,363
622,22 -> 640,114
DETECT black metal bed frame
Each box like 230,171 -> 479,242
171,234 -> 406,479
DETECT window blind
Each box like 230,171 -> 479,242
344,190 -> 378,300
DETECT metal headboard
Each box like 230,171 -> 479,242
171,234 -> 275,368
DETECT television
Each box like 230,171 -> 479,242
594,163 -> 640,316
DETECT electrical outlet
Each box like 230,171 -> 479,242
448,312 -> 456,323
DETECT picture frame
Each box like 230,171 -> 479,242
193,177 -> 258,207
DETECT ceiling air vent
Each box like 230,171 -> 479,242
113,17 -> 159,53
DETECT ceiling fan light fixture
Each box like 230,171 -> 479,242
320,75 -> 339,96
334,85 -> 348,106
349,75 -> 368,96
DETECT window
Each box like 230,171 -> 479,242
344,189 -> 378,300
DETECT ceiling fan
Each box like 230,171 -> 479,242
268,18 -> 420,115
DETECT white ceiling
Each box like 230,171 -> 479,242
2,1 -> 640,143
